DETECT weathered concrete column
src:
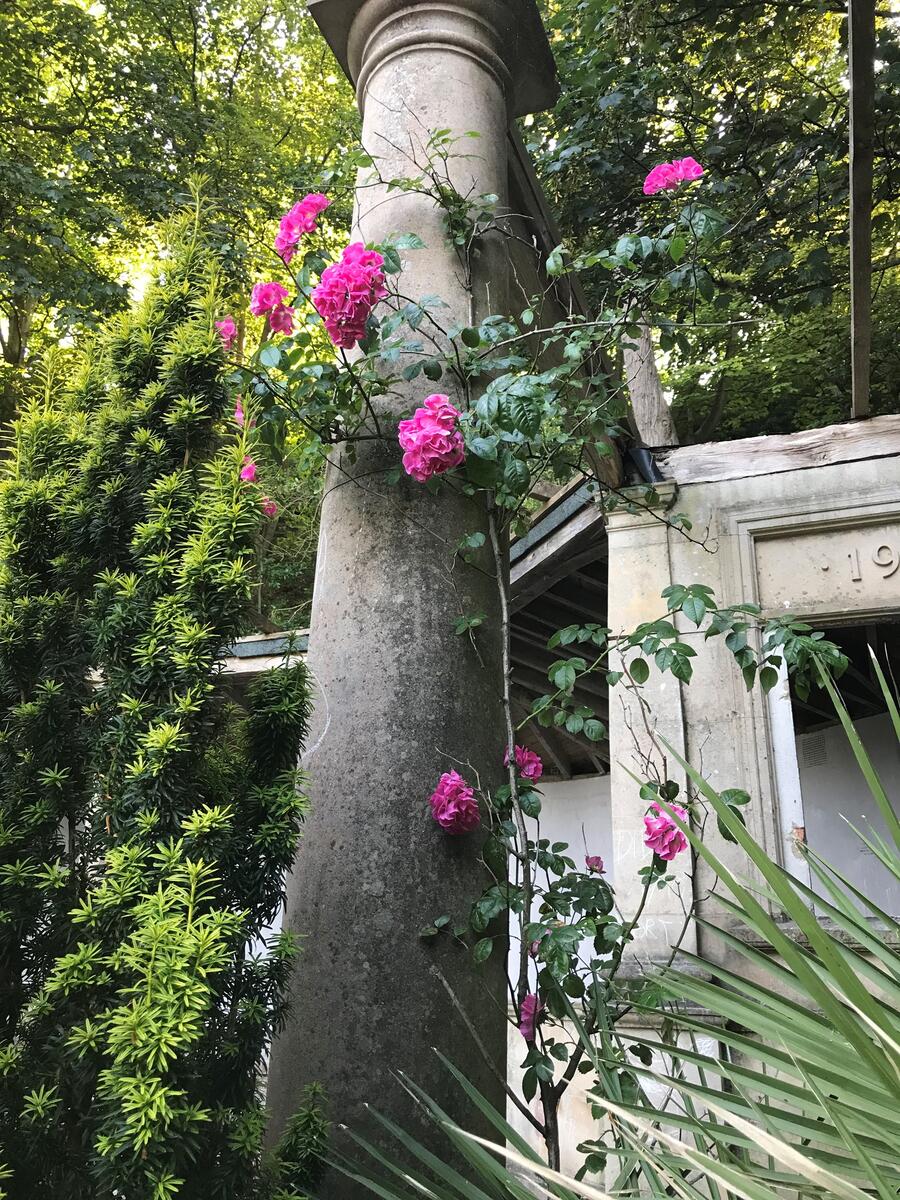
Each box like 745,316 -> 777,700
266,0 -> 558,1186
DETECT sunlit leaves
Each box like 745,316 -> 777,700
0,216 -> 321,1196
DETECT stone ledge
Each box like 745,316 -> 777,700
741,915 -> 899,950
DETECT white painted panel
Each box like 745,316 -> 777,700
768,663 -> 811,885
507,775 -> 614,1020
755,519 -> 900,617
537,775 -> 614,879
797,712 -> 900,913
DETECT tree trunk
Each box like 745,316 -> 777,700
694,326 -> 737,443
1,297 -> 36,424
624,319 -> 679,448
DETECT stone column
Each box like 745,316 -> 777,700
266,0 -> 558,1186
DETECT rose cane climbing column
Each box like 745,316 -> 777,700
265,0 -> 558,1183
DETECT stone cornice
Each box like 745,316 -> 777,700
309,0 -> 559,117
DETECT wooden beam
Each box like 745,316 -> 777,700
510,642 -> 556,677
794,697 -> 843,725
551,721 -> 611,765
849,0 -> 876,419
587,753 -> 608,776
523,594 -> 610,634
511,526 -> 607,612
511,622 -> 608,663
510,623 -> 553,653
511,625 -> 591,662
534,589 -> 604,621
514,609 -> 566,640
569,570 -> 608,595
511,661 -> 610,707
509,651 -> 611,706
658,413 -> 900,485
515,606 -> 603,645
511,694 -> 610,773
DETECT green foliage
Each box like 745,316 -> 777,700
267,1084 -> 330,1199
667,279 -> 900,440
528,585 -> 847,735
533,0 -> 900,437
0,205 -> 321,1198
0,0 -> 357,413
255,442 -> 323,632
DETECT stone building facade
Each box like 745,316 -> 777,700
501,414 -> 900,1167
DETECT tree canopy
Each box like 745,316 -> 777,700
0,0 -> 357,415
533,0 -> 900,439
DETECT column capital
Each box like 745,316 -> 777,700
308,0 -> 559,117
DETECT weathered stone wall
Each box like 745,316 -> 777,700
607,424 -> 900,977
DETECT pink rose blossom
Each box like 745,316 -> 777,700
397,393 -> 465,482
504,744 -> 543,782
429,770 -> 480,834
275,193 -> 331,264
674,156 -> 704,181
528,930 -> 549,959
249,282 -> 294,336
216,315 -> 237,351
233,398 -> 256,429
261,496 -> 278,517
643,162 -> 679,194
311,241 -> 387,349
642,157 -> 704,195
240,456 -> 257,483
250,282 -> 290,315
585,854 -> 605,874
267,302 -> 294,336
518,993 -> 543,1042
643,801 -> 689,861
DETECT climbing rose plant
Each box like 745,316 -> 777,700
518,993 -> 544,1042
219,135 -> 847,1173
429,770 -> 481,834
504,743 -> 543,782
642,156 -> 704,195
644,800 -> 690,860
276,192 -> 330,264
250,281 -> 294,335
216,314 -> 237,349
